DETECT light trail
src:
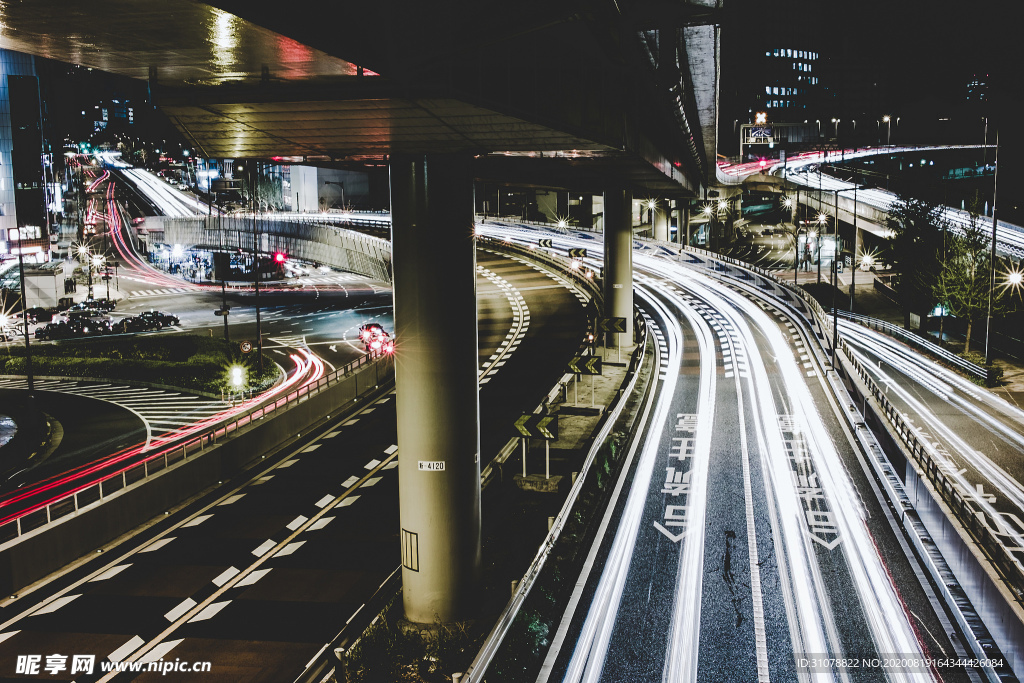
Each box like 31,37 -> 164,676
481,222 -> 938,681
0,349 -> 321,527
560,289 -> 688,683
783,163 -> 1024,259
841,321 -> 1024,540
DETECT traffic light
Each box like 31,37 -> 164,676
274,252 -> 287,264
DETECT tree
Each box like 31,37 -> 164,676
885,196 -> 947,330
935,201 -> 1008,356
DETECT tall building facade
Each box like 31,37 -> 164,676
720,0 -> 835,155
0,50 -> 48,262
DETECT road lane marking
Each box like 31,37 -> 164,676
139,537 -> 175,553
251,540 -> 276,557
187,601 -> 231,623
108,635 -> 146,662
211,567 -> 240,587
31,594 -> 80,615
182,514 -> 212,527
164,598 -> 197,622
88,564 -> 132,582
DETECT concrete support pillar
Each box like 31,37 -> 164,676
603,188 -> 634,345
652,198 -> 669,242
390,153 -> 481,624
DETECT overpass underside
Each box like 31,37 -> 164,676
0,0 -> 721,626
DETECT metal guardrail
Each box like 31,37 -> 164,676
462,308 -> 649,683
667,240 -> 1019,679
840,335 -> 1024,603
0,351 -> 395,546
836,310 -> 990,382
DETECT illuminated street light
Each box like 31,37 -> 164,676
816,213 -> 828,285
998,265 -> 1024,295
783,196 -> 794,209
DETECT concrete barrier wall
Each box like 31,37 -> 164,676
150,216 -> 393,283
837,363 -> 1024,672
0,361 -> 391,595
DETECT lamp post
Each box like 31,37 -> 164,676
238,160 -> 264,374
10,228 -> 35,401
883,115 -> 892,190
831,183 -> 869,311
93,254 -> 107,300
793,225 -> 807,285
985,131 -> 999,367
702,203 -> 714,250
816,212 -> 828,285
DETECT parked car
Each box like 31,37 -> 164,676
67,309 -> 112,328
21,307 -> 53,323
113,315 -> 156,333
36,322 -> 73,340
68,318 -> 111,336
84,298 -> 116,311
136,310 -> 179,328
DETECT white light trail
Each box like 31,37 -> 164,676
561,289 -> 689,683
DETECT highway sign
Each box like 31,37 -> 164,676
514,414 -> 559,440
597,317 -> 627,333
538,239 -> 553,248
240,341 -> 253,353
568,355 -> 602,375
568,248 -> 587,258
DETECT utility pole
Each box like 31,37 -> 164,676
984,132 -> 999,367
253,162 -> 263,374
13,229 -> 35,402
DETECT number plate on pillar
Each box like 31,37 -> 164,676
418,461 -> 446,471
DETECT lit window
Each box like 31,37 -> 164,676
766,86 -> 771,94
787,49 -> 792,57
773,87 -> 778,95
766,51 -> 771,57
808,63 -> 812,73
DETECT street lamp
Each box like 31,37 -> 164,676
985,131 -> 1000,367
883,115 -> 892,189
9,228 -> 35,401
92,253 -> 107,300
702,202 -> 714,250
794,224 -> 809,285
816,212 -> 828,285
